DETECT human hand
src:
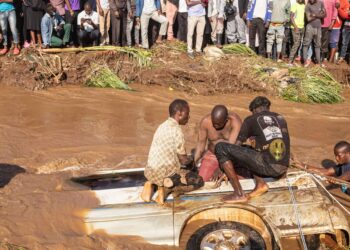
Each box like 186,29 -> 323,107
157,9 -> 162,15
264,21 -> 270,29
99,9 -> 104,16
294,27 -> 299,33
70,10 -> 74,16
136,17 -> 140,25
247,21 -> 252,28
114,10 -> 120,18
218,17 -> 224,22
209,16 -> 213,22
242,12 -> 247,20
86,19 -> 92,24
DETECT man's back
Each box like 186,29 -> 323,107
238,110 -> 290,167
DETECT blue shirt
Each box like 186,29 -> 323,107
0,3 -> 15,12
335,162 -> 350,195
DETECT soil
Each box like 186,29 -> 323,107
0,46 -> 349,249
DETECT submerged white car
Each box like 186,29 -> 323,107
73,168 -> 350,250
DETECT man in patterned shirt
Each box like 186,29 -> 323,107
141,99 -> 204,205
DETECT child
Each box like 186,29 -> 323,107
304,141 -> 350,195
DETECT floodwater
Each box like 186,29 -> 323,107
0,84 -> 349,249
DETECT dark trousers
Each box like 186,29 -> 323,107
215,142 -> 287,178
282,26 -> 292,58
78,29 -> 100,46
249,18 -> 266,56
321,27 -> 330,58
110,9 -> 127,46
65,10 -> 79,45
177,12 -> 188,42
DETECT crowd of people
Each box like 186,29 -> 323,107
0,0 -> 350,65
141,97 -> 350,205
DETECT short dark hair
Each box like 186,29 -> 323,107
334,141 -> 350,152
249,96 -> 271,112
46,3 -> 54,12
169,99 -> 189,117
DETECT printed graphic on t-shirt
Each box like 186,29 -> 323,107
269,138 -> 286,161
257,115 -> 283,141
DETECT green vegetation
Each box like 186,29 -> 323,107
85,64 -> 132,91
0,242 -> 29,250
282,67 -> 343,104
222,44 -> 257,56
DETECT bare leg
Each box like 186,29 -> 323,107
30,30 -> 36,46
221,161 -> 248,203
37,33 -> 43,48
249,175 -> 269,198
329,48 -> 337,63
140,181 -> 154,202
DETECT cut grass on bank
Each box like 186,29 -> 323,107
85,64 -> 132,91
223,44 -> 256,57
282,67 -> 343,104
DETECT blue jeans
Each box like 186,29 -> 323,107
0,9 -> 19,46
340,28 -> 350,59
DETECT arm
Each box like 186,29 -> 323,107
0,0 -> 14,3
41,16 -> 50,46
265,0 -> 273,23
246,0 -> 253,21
65,0 -> 74,15
207,0 -> 213,17
135,0 -> 141,17
194,119 -> 208,165
291,11 -> 298,30
284,0 -> 291,23
339,171 -> 350,181
305,164 -> 336,176
228,114 -> 242,144
97,0 -> 104,16
186,0 -> 202,7
109,0 -> 117,12
218,0 -> 226,19
235,117 -> 250,146
315,2 -> 327,18
338,0 -> 350,20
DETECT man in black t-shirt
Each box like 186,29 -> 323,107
215,96 -> 290,203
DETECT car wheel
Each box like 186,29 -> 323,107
186,221 -> 266,250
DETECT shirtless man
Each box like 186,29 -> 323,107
194,105 -> 242,181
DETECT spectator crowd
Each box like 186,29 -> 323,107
0,0 -> 350,67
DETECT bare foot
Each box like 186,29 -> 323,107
140,181 -> 153,202
223,194 -> 249,203
153,194 -> 165,205
249,183 -> 269,198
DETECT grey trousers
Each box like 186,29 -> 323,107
303,24 -> 321,63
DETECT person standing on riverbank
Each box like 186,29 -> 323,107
0,0 -> 20,55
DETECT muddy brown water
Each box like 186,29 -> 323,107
0,84 -> 349,249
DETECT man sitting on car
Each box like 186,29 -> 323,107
141,99 -> 204,205
215,96 -> 290,203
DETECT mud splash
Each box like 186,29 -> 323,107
0,84 -> 349,249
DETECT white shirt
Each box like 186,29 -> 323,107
178,0 -> 187,13
77,10 -> 99,32
253,0 -> 267,20
99,0 -> 110,9
143,0 -> 156,14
